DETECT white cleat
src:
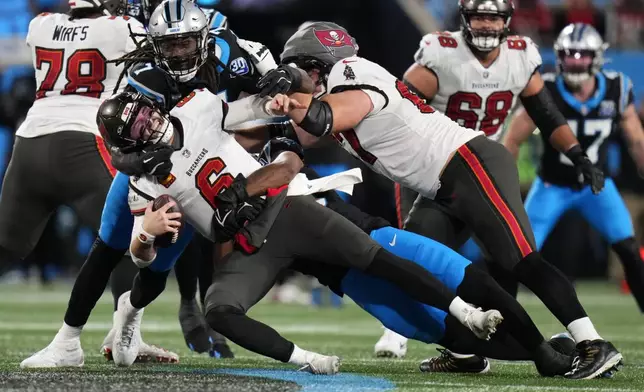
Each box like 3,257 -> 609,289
137,341 -> 179,363
113,291 -> 143,367
20,337 -> 84,368
374,328 -> 408,358
464,308 -> 503,340
298,354 -> 341,375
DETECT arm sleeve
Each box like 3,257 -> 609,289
326,57 -> 388,115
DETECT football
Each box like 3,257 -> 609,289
152,194 -> 183,248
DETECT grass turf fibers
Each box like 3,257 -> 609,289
1,281 -> 643,391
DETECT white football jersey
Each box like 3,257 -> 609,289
414,31 -> 542,140
17,13 -> 145,138
327,56 -> 482,199
128,89 -> 264,240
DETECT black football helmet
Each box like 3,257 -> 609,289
97,91 -> 173,151
70,0 -> 127,16
459,0 -> 514,52
280,21 -> 358,92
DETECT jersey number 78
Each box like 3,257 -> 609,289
34,47 -> 107,99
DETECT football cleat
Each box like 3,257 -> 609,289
565,340 -> 623,379
20,337 -> 84,368
179,299 -> 213,354
374,328 -> 408,358
464,308 -> 503,340
419,348 -> 489,373
112,291 -> 143,367
211,340 -> 235,359
548,332 -> 577,356
298,354 -> 341,375
101,324 -> 179,364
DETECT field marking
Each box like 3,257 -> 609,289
395,381 -> 639,391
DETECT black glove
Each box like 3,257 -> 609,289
266,120 -> 300,143
257,65 -> 302,97
212,175 -> 266,242
565,145 -> 605,194
110,144 -> 174,178
258,137 -> 304,165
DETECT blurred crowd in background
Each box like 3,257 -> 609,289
1,0 -> 644,301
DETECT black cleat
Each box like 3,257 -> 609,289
565,340 -> 623,380
534,340 -> 574,377
211,341 -> 235,359
179,299 -> 213,354
419,348 -> 489,373
548,333 -> 577,356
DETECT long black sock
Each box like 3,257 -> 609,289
365,248 -> 455,311
110,256 -> 138,310
130,267 -> 170,309
174,240 -> 201,302
613,237 -> 644,312
0,246 -> 20,278
206,306 -> 294,362
64,238 -> 125,327
483,260 -> 519,298
514,252 -> 587,326
458,265 -> 545,352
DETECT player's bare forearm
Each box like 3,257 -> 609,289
548,125 -> 581,154
286,91 -> 371,134
245,151 -> 303,196
503,108 -> 536,160
233,125 -> 269,153
129,239 -> 157,265
402,63 -> 438,100
621,104 -> 644,172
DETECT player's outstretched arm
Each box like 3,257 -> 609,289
620,104 -> 644,174
245,151 -> 303,196
285,90 -> 372,136
402,63 -> 438,101
502,108 -> 537,160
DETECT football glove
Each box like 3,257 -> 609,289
258,137 -> 304,165
110,144 -> 174,178
257,64 -> 303,98
212,174 -> 266,242
236,38 -> 278,76
565,145 -> 605,194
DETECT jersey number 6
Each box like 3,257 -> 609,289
35,47 -> 107,99
196,157 -> 235,209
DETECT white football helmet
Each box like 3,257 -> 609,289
554,23 -> 608,87
147,0 -> 210,82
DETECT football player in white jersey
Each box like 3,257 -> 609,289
15,0 -> 180,368
95,87 -> 505,372
375,0 -> 608,369
268,21 -> 621,379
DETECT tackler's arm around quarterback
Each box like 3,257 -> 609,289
619,103 -> 644,176
284,90 -> 372,137
224,93 -> 305,129
130,201 -> 182,268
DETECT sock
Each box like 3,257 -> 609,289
174,239 -> 201,302
110,256 -> 139,311
64,238 -> 126,327
567,317 -> 601,343
448,296 -> 475,325
288,344 -> 315,366
612,237 -> 644,312
450,351 -> 475,359
513,252 -> 587,326
56,322 -> 82,340
130,268 -> 170,309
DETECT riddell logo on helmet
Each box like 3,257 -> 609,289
314,29 -> 354,49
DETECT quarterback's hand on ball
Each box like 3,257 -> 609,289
142,201 -> 182,237
266,94 -> 305,116
236,38 -> 277,76
257,64 -> 303,97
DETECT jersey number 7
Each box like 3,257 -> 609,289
35,47 -> 107,99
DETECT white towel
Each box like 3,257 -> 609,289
287,168 -> 363,196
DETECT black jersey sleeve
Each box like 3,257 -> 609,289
301,166 -> 391,234
209,29 -> 263,99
